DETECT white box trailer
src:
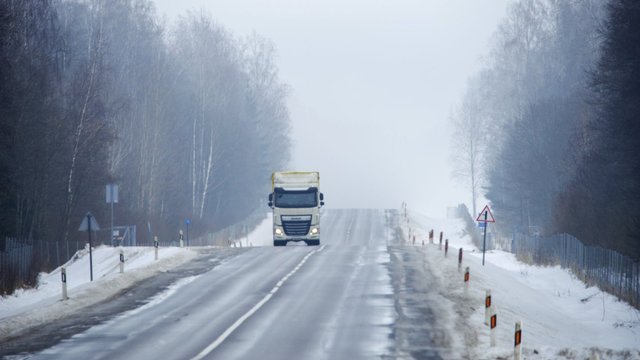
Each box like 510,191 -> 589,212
267,171 -> 324,246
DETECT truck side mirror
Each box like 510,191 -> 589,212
268,201 -> 273,207
320,201 -> 325,207
319,193 -> 324,201
268,193 -> 273,202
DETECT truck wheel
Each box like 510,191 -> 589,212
274,240 -> 287,247
306,240 -> 320,246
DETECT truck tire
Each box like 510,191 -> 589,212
274,240 -> 287,247
305,239 -> 320,246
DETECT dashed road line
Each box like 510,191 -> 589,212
191,245 -> 326,360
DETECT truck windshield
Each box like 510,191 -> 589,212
274,188 -> 318,208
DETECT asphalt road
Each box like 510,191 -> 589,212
22,209 -> 404,360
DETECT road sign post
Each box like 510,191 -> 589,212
106,184 -> 118,247
185,218 -> 191,247
79,212 -> 100,282
476,205 -> 495,266
482,211 -> 488,265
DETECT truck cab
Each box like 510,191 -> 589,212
268,172 -> 324,246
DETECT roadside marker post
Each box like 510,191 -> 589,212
119,249 -> 125,273
61,267 -> 68,301
444,239 -> 449,257
484,290 -> 492,325
490,307 -> 498,347
429,229 -> 434,244
412,235 -> 415,245
439,231 -> 443,249
514,320 -> 523,360
154,236 -> 159,260
458,248 -> 463,272
179,230 -> 184,248
464,266 -> 470,296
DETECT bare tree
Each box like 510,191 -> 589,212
451,78 -> 488,217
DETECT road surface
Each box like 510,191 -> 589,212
5,209 -> 456,359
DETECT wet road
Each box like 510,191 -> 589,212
24,209 -> 399,360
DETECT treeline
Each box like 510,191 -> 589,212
451,0 -> 640,259
0,1 -> 289,255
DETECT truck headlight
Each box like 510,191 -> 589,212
275,228 -> 283,236
310,227 -> 319,235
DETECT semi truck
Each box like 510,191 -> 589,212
267,171 -> 324,246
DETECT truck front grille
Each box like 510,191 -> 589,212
282,220 -> 311,236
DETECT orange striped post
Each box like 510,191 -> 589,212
464,266 -> 470,296
490,307 -> 498,347
484,290 -> 492,325
514,320 -> 522,360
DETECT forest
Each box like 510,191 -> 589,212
0,0 -> 290,269
452,0 -> 640,260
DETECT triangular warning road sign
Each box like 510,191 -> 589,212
78,212 -> 101,231
476,205 -> 495,223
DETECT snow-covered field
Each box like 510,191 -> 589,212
0,246 -> 196,341
402,209 -> 640,360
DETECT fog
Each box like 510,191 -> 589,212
154,0 -> 509,217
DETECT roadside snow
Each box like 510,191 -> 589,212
244,214 -> 273,247
0,246 -> 196,341
401,209 -> 640,359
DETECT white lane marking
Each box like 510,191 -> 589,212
191,245 -> 326,360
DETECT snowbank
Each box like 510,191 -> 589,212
401,208 -> 640,359
0,246 -> 196,340
240,214 -> 272,247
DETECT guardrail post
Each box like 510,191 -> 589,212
61,266 -> 68,301
514,320 -> 522,360
154,236 -> 159,260
119,249 -> 125,273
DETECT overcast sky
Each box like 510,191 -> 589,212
154,0 -> 510,217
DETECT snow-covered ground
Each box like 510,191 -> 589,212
401,209 -> 640,359
0,245 -> 197,341
240,213 -> 273,247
